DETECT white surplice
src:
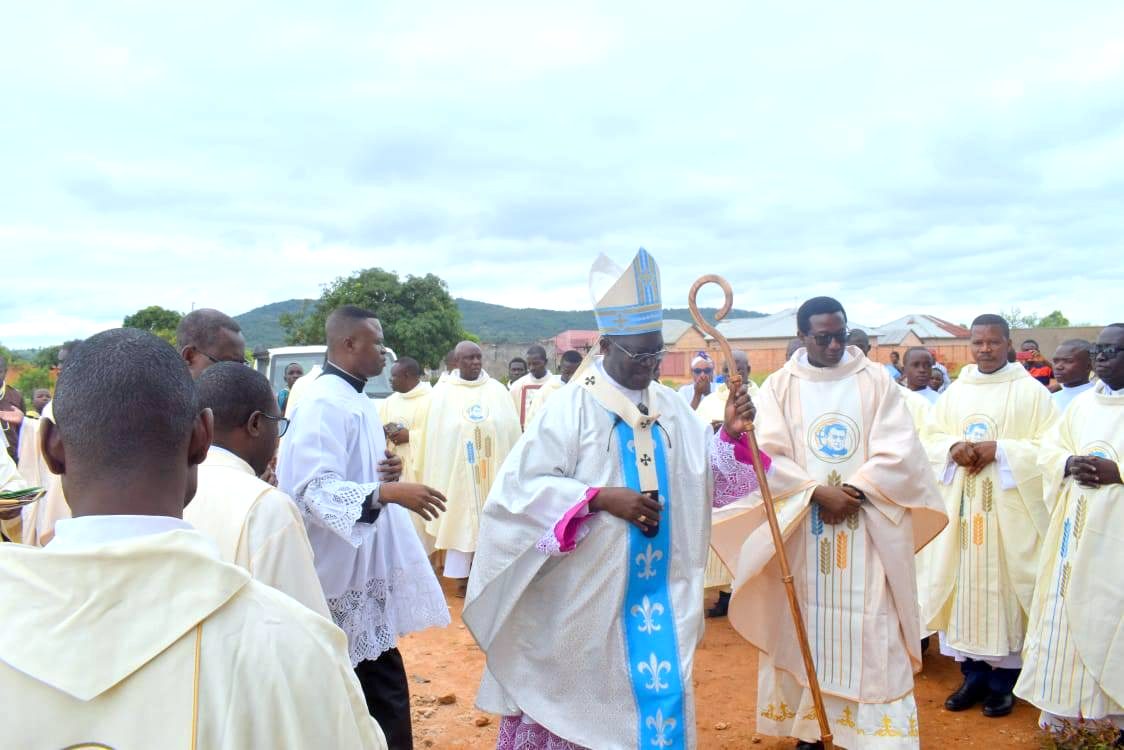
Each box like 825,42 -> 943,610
0,517 -> 385,749
186,446 -> 331,618
278,371 -> 449,666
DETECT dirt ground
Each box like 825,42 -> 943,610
400,583 -> 1042,749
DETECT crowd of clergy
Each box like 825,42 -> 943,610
0,248 -> 1120,750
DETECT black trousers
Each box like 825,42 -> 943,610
355,648 -> 413,750
961,658 -> 1020,694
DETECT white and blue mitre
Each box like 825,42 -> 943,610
591,248 -> 663,336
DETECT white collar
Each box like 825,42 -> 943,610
1060,381 -> 1094,391
797,349 -> 854,369
49,515 -> 194,550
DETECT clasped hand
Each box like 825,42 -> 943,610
812,484 -> 863,525
1067,455 -> 1122,488
950,441 -> 997,476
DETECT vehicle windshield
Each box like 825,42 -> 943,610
267,351 -> 395,400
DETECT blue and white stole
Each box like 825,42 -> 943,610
580,370 -> 686,750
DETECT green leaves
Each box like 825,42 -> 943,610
281,268 -> 468,369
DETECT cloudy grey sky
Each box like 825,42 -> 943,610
3,2 -> 1123,348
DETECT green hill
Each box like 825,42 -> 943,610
234,298 -> 766,349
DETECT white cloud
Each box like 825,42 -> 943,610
0,0 -> 1122,348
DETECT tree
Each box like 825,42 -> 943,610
15,367 -> 52,398
281,268 -> 469,369
1037,310 -> 1070,328
31,345 -> 61,369
124,306 -> 183,334
1001,307 -> 1040,329
1002,308 -> 1071,329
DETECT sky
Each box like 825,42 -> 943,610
2,1 -> 1123,348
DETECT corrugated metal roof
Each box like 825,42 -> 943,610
709,308 -> 873,340
870,314 -> 969,340
662,319 -> 692,343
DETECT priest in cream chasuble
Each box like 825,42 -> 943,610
1015,324 -> 1124,731
714,297 -> 945,750
423,341 -> 522,580
922,315 -> 1057,717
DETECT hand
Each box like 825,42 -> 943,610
949,442 -> 977,467
722,383 -> 756,440
590,486 -> 662,533
693,373 -> 712,397
812,484 -> 862,525
379,450 -> 403,482
390,426 -> 410,446
1069,456 -> 1122,487
0,407 -> 24,426
379,482 -> 447,521
967,441 -> 997,475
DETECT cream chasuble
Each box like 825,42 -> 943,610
0,528 -> 385,749
713,349 -> 946,748
1014,383 -> 1124,720
921,363 -> 1057,659
379,381 -> 436,554
15,402 -> 70,546
522,374 -> 569,426
899,386 -> 939,640
185,447 -> 331,618
510,371 -> 553,430
423,370 -> 521,554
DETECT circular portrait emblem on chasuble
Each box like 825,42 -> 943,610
808,413 -> 860,463
1082,441 -> 1118,461
961,414 -> 998,443
463,403 -> 488,424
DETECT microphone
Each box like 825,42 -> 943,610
637,403 -> 649,415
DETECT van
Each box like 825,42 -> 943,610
253,345 -> 398,406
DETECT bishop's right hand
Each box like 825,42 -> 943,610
590,487 -> 662,534
379,482 -> 447,521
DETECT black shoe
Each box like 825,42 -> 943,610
981,691 -> 1015,718
795,742 -> 824,750
706,591 -> 730,618
921,635 -> 931,654
945,677 -> 989,711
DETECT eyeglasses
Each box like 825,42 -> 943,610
606,338 -> 667,366
252,411 -> 290,437
692,367 -> 714,376
1093,344 -> 1123,359
808,329 -> 849,347
200,350 -> 250,366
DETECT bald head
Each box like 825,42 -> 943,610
729,350 -> 750,383
456,341 -> 484,381
325,305 -> 385,379
176,308 -> 245,379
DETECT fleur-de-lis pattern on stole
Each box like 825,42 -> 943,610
580,372 -> 686,749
